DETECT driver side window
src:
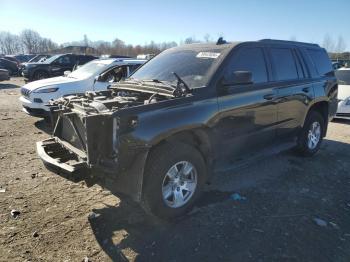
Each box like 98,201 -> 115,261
100,65 -> 128,83
56,55 -> 72,65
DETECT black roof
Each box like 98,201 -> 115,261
259,39 -> 320,48
170,39 -> 321,53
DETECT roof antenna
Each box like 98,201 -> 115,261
216,37 -> 227,45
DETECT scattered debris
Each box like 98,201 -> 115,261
253,228 -> 264,233
0,188 -> 6,193
329,222 -> 339,229
88,212 -> 100,220
313,218 -> 327,227
82,256 -> 91,262
31,173 -> 37,179
230,193 -> 247,201
10,209 -> 21,219
32,231 -> 39,238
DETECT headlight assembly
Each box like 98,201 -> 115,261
33,86 -> 59,93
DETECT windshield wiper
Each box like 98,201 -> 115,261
172,72 -> 191,95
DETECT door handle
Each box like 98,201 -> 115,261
302,87 -> 310,93
263,94 -> 275,100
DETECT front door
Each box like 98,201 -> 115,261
215,46 -> 278,162
93,65 -> 129,91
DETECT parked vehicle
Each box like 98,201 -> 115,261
20,55 -> 52,74
335,68 -> 350,119
22,54 -> 97,81
0,69 -> 10,81
27,54 -> 51,63
3,55 -> 21,66
15,54 -> 36,63
37,39 -> 337,219
0,58 -> 19,75
20,58 -> 146,117
332,62 -> 343,70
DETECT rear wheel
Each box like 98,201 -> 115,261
296,111 -> 325,156
142,142 -> 206,220
34,70 -> 49,80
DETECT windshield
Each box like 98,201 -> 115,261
68,60 -> 111,79
130,48 -> 226,88
44,54 -> 61,64
336,70 -> 350,85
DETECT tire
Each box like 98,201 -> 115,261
296,110 -> 325,157
34,70 -> 49,80
142,142 -> 206,220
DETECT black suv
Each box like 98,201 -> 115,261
37,39 -> 338,219
22,54 -> 97,81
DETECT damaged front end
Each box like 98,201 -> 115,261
37,90 -> 123,182
36,84 -> 177,200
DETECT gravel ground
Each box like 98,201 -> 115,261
1,77 -> 350,262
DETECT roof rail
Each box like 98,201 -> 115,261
259,39 -> 319,47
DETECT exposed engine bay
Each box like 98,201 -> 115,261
48,80 -> 191,115
48,89 -> 170,115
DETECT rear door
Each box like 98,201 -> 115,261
215,46 -> 278,160
268,46 -> 314,138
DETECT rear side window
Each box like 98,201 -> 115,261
78,56 -> 95,65
307,49 -> 333,76
228,47 -> 268,83
270,48 -> 298,81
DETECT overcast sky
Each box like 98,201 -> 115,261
1,0 -> 349,50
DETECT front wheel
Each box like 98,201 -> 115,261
34,70 -> 49,80
142,142 -> 206,220
296,111 -> 325,156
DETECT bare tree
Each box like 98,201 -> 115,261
83,34 -> 89,47
322,34 -> 335,52
335,35 -> 346,53
20,29 -> 43,53
0,32 -> 22,54
204,33 -> 212,42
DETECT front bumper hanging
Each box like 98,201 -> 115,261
36,137 -> 87,178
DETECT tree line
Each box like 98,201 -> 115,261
0,29 -> 58,55
0,29 -> 349,60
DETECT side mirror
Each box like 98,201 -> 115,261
223,71 -> 253,86
63,70 -> 71,76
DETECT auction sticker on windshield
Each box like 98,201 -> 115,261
196,52 -> 221,59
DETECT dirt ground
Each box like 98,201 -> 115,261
0,77 -> 350,262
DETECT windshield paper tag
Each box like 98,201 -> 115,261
196,52 -> 221,59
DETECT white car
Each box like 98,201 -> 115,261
335,68 -> 350,120
19,58 -> 146,118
